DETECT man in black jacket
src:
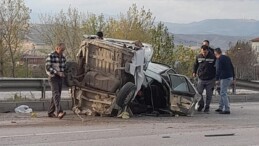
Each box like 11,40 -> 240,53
214,48 -> 235,114
203,40 -> 214,54
96,31 -> 104,39
193,45 -> 216,113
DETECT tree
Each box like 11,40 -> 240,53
0,30 -> 6,76
227,41 -> 257,80
38,4 -> 178,76
172,45 -> 198,77
82,13 -> 106,35
37,7 -> 84,60
151,22 -> 174,66
105,5 -> 175,68
0,0 -> 30,77
104,4 -> 154,42
81,4 -> 176,72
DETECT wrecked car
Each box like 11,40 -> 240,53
65,36 -> 200,118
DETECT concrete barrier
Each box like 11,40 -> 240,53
0,100 -> 72,113
0,94 -> 258,113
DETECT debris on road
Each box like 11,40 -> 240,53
205,133 -> 235,137
72,107 -> 85,122
14,105 -> 33,113
31,112 -> 37,118
162,136 -> 171,138
117,111 -> 130,119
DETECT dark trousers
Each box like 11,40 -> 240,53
197,78 -> 215,109
48,76 -> 63,115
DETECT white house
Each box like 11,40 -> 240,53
251,38 -> 259,52
251,37 -> 259,63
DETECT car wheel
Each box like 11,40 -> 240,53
116,82 -> 137,108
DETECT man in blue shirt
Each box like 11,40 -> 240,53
214,48 -> 235,114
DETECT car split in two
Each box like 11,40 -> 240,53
65,35 -> 200,118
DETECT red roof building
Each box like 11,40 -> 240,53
250,37 -> 259,42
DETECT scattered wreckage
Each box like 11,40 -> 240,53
65,35 -> 200,118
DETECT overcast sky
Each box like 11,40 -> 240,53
24,0 -> 259,23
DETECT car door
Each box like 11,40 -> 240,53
167,73 -> 200,116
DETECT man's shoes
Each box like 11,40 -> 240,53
58,112 -> 66,119
219,111 -> 230,114
48,113 -> 56,118
215,109 -> 223,112
197,106 -> 204,112
204,108 -> 210,113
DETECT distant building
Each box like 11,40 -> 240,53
17,25 -> 52,77
21,49 -> 46,66
250,37 -> 259,63
250,37 -> 259,80
251,37 -> 259,52
19,25 -> 52,66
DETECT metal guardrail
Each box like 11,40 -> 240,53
0,78 -> 258,99
190,78 -> 259,95
0,78 -> 50,99
236,79 -> 259,90
223,79 -> 259,94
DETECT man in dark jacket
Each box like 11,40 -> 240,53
203,40 -> 214,54
96,31 -> 104,39
193,45 -> 216,113
214,48 -> 235,114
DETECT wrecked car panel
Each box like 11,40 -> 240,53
143,63 -> 200,116
67,38 -> 146,116
169,74 -> 199,116
66,37 -> 200,117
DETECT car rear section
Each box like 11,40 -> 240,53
65,36 -> 152,117
66,39 -> 137,116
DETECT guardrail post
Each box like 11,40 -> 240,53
41,79 -> 46,99
232,82 -> 236,95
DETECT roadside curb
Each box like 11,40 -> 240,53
0,100 -> 72,113
0,94 -> 258,113
212,94 -> 259,103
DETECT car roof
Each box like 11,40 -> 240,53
144,63 -> 171,83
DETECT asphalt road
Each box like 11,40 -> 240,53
0,102 -> 259,146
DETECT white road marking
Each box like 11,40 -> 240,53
0,128 -> 121,139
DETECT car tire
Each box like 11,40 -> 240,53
116,82 -> 137,108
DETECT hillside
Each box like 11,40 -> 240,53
163,19 -> 258,50
165,19 -> 259,37
174,34 -> 254,50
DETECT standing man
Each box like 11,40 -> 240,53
96,31 -> 104,39
193,45 -> 216,113
203,40 -> 214,54
203,40 -> 216,93
214,48 -> 235,114
45,43 -> 67,119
